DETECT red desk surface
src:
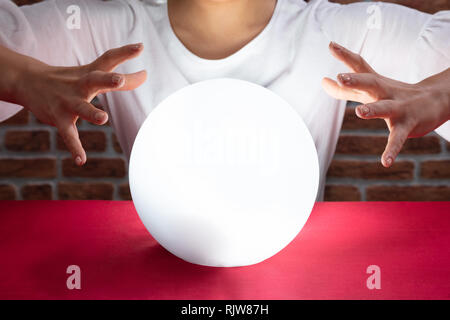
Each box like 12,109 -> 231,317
0,201 -> 449,300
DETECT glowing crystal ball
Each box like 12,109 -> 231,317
129,78 -> 319,267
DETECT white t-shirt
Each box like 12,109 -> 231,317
0,0 -> 449,200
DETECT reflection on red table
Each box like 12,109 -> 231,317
0,201 -> 449,299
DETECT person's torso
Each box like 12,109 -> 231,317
100,0 -> 349,200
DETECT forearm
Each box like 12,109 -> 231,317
417,68 -> 450,120
0,45 -> 46,107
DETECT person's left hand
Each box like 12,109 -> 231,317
322,41 -> 450,168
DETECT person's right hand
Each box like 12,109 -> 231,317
15,43 -> 147,166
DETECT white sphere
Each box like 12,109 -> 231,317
129,78 -> 319,267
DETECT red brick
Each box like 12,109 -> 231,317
324,185 -> 361,201
421,160 -> 450,179
366,185 -> 450,201
335,136 -> 385,155
0,185 -> 16,200
5,130 -> 50,152
21,184 -> 53,200
58,182 -> 114,200
0,159 -> 56,178
335,135 -> 441,155
38,116 -> 82,126
0,109 -> 29,125
341,108 -> 386,131
119,183 -> 132,200
57,131 -> 106,152
112,134 -> 123,154
327,160 -> 414,180
62,158 -> 126,178
402,136 -> 442,154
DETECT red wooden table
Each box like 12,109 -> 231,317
0,201 -> 448,300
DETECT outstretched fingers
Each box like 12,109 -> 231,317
57,121 -> 86,166
355,100 -> 396,120
322,72 -> 390,104
91,43 -> 144,72
382,125 -> 410,168
103,70 -> 147,92
322,77 -> 366,103
329,42 -> 375,74
80,70 -> 148,97
337,73 -> 388,100
72,101 -> 108,125
81,71 -> 125,95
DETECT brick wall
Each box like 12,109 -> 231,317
1,0 -> 449,201
324,103 -> 450,201
0,109 -> 129,200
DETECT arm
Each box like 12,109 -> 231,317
0,46 -> 24,105
0,0 -> 144,121
323,42 -> 450,167
0,0 -> 147,164
315,1 -> 449,166
0,43 -> 147,166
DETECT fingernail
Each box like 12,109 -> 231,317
95,112 -> 105,122
75,156 -> 83,166
112,74 -> 124,87
339,73 -> 352,85
132,43 -> 143,51
385,156 -> 393,167
358,105 -> 370,116
331,41 -> 342,51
